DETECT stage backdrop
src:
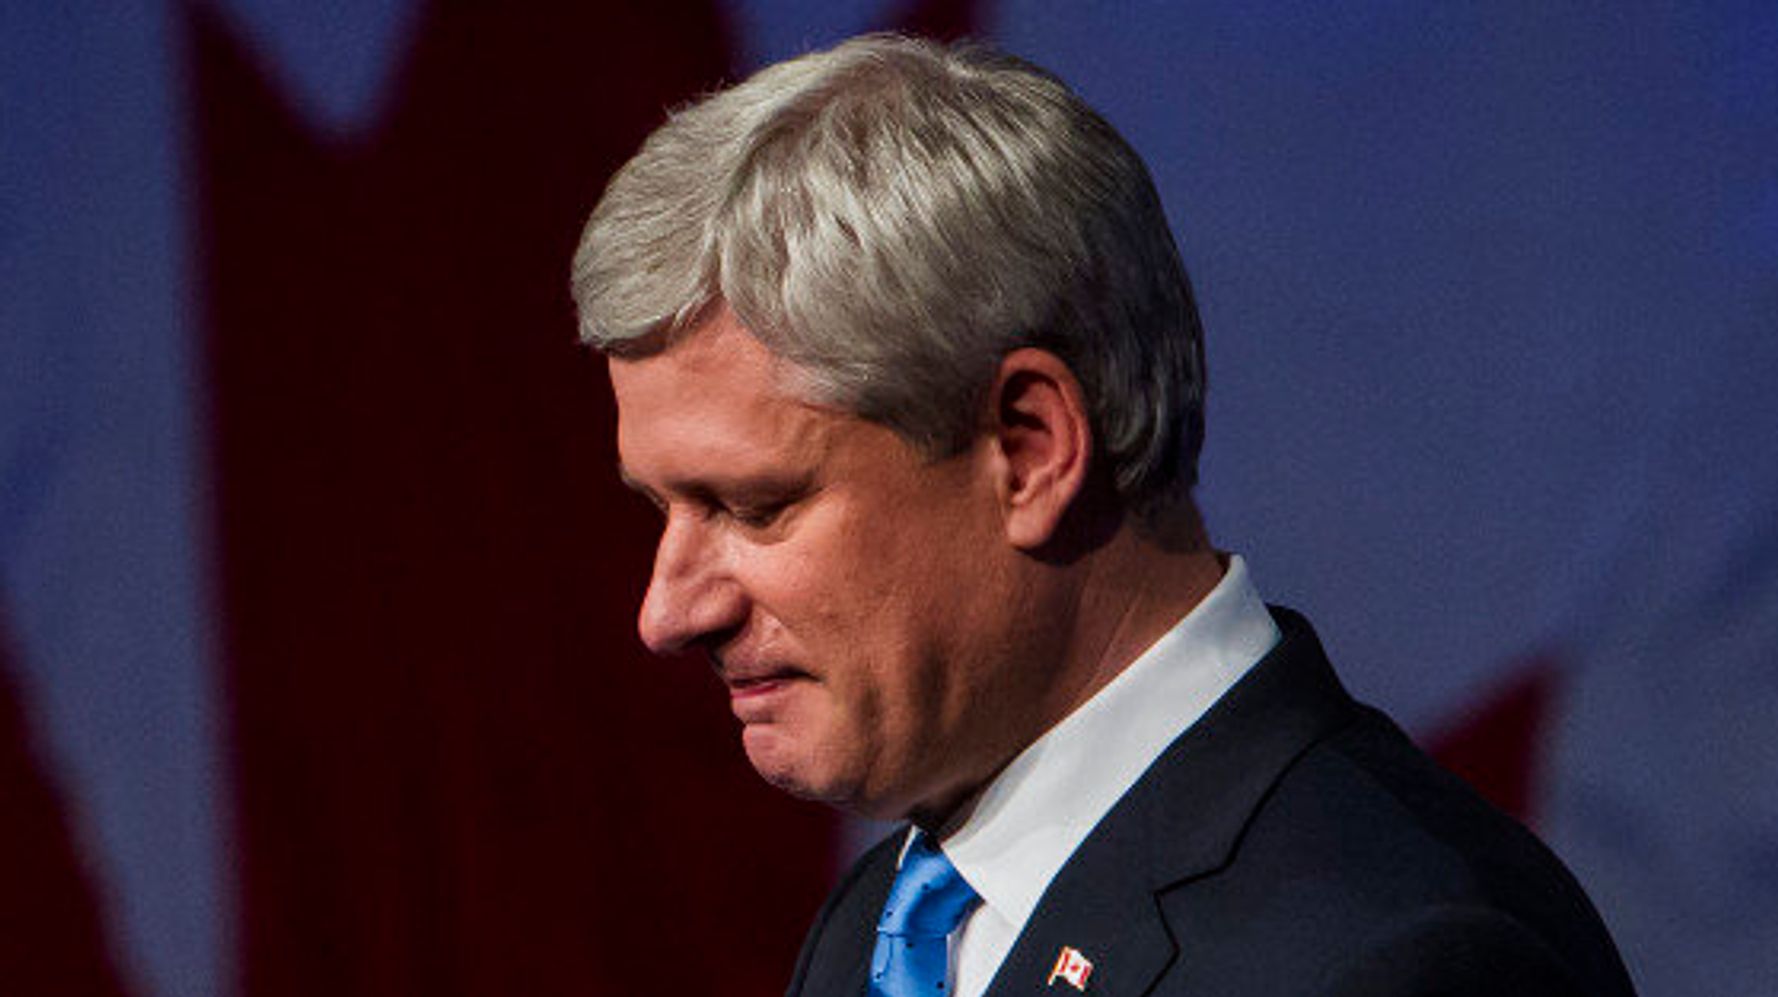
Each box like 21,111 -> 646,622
3,2 -> 1775,996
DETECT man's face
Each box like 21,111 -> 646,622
610,307 -> 1046,821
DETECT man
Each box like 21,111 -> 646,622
571,34 -> 1635,997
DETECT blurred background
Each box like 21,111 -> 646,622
3,1 -> 1774,995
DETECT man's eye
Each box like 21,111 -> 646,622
729,500 -> 790,530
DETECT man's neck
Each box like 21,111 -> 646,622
920,535 -> 1228,837
910,508 -> 1223,832
1047,529 -> 1226,727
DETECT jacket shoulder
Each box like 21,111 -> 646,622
1161,705 -> 1635,995
1319,904 -> 1591,996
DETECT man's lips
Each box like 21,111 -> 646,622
724,669 -> 805,695
728,676 -> 791,699
718,664 -> 811,717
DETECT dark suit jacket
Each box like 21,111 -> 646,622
785,609 -> 1636,996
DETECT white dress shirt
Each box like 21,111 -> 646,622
926,555 -> 1281,997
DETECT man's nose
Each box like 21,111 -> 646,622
637,512 -> 746,655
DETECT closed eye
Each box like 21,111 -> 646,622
618,462 -> 812,534
726,479 -> 819,533
729,499 -> 792,529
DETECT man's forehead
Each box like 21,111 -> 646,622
622,306 -> 765,369
608,315 -> 844,490
610,309 -> 773,403
608,303 -> 825,400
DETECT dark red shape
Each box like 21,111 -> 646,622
187,4 -> 833,995
0,604 -> 134,997
889,0 -> 994,41
1425,657 -> 1561,824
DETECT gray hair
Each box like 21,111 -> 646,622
573,33 -> 1206,516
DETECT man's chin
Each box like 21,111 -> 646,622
743,726 -> 825,793
741,725 -> 871,812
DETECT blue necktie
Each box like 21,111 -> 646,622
870,833 -> 981,997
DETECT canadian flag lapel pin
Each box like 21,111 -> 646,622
1047,946 -> 1094,991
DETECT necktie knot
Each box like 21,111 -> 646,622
871,833 -> 980,996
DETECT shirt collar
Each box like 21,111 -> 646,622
933,554 -> 1280,928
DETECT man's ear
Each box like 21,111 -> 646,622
986,348 -> 1094,550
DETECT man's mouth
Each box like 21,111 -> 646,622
729,675 -> 790,697
718,663 -> 810,718
725,668 -> 803,694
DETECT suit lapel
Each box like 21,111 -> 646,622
794,831 -> 900,997
981,824 -> 1175,996
980,609 -> 1355,996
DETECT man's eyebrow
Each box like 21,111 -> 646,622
615,462 -> 815,505
612,463 -> 728,505
615,463 -> 656,499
